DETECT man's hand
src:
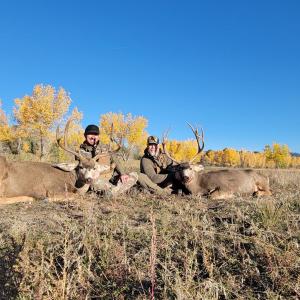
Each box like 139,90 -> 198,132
120,174 -> 130,183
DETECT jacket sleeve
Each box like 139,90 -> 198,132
140,157 -> 168,184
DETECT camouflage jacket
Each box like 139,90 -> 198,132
140,148 -> 178,184
79,141 -> 125,181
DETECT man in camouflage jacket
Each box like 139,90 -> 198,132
79,124 -> 137,196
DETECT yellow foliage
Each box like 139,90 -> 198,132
22,141 -> 31,153
264,143 -> 291,168
99,112 -> 148,155
240,151 -> 266,168
165,139 -> 201,162
14,84 -> 71,158
66,107 -> 84,148
55,107 -> 84,161
0,100 -> 14,141
290,156 -> 300,168
203,144 -> 297,169
222,148 -> 241,167
14,84 -> 71,137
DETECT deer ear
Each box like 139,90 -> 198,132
52,161 -> 80,172
193,164 -> 204,172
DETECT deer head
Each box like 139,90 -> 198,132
161,123 -> 205,184
55,118 -> 121,185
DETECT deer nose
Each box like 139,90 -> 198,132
183,176 -> 190,183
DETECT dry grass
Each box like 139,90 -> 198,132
0,168 -> 299,299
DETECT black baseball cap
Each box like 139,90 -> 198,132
84,124 -> 100,135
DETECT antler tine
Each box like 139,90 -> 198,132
187,122 -> 205,164
63,118 -> 72,148
109,122 -> 122,152
56,118 -> 84,160
92,122 -> 121,162
161,128 -> 180,164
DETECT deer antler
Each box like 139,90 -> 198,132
161,129 -> 180,164
92,123 -> 121,162
187,123 -> 204,164
56,118 -> 84,160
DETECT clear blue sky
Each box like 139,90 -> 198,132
0,0 -> 299,152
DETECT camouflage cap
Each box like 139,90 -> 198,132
147,135 -> 159,145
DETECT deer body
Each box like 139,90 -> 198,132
0,118 -> 116,204
181,168 -> 271,199
0,156 -> 77,198
163,124 -> 271,199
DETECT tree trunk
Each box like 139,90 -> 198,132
40,135 -> 44,160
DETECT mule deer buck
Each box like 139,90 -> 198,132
162,125 -> 272,199
0,118 -> 118,205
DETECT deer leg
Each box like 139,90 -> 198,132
0,196 -> 35,205
255,183 -> 272,196
208,190 -> 235,200
45,193 -> 77,202
253,190 -> 272,197
110,172 -> 138,196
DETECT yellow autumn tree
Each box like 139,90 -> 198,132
165,139 -> 200,162
239,150 -> 266,168
213,150 -> 224,166
99,112 -> 148,160
221,148 -> 241,167
204,150 -> 215,165
290,156 -> 300,168
0,100 -> 23,154
264,143 -> 291,168
0,100 -> 13,141
53,107 -> 84,162
14,84 -> 71,159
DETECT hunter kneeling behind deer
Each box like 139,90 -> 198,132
142,124 -> 271,199
140,135 -> 188,195
73,122 -> 138,197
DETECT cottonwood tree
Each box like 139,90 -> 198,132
14,84 -> 71,159
164,139 -> 201,162
53,107 -> 84,162
0,100 -> 22,154
0,100 -> 11,141
99,112 -> 148,160
264,143 -> 291,168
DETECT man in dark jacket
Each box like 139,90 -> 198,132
140,135 -> 182,193
79,124 -> 137,196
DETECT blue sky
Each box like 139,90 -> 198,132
0,0 -> 299,152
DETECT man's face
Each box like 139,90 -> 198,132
85,134 -> 99,146
148,143 -> 158,156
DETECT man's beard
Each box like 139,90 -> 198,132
149,148 -> 159,157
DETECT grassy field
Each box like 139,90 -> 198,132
0,168 -> 299,299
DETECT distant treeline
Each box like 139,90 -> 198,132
1,84 -> 299,168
